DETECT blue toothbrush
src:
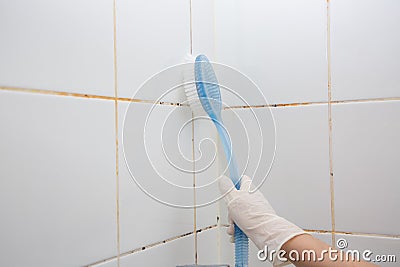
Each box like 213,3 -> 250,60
183,54 -> 249,267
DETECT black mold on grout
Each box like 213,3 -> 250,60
84,224 -> 218,267
84,225 -> 399,267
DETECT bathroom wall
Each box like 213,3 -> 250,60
0,1 -> 398,267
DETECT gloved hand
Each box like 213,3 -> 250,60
219,175 -> 307,266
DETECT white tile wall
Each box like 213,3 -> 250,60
331,0 -> 400,101
204,105 -> 331,230
0,0 -> 114,96
1,0 -> 399,266
333,101 -> 400,235
118,101 -> 196,253
117,0 -> 190,100
192,0 -> 215,59
192,114 -> 220,229
0,91 -> 117,267
215,0 -> 328,105
261,105 -> 331,230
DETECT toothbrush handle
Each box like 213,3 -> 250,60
234,225 -> 249,267
215,121 -> 249,267
215,122 -> 240,189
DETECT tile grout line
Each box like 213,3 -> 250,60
224,97 -> 400,109
219,224 -> 400,239
189,0 -> 193,55
326,0 -> 336,248
189,0 -> 198,264
0,86 -> 187,106
112,0 -> 121,266
192,112 -> 198,265
303,229 -> 400,240
84,224 -> 218,267
1,86 -> 398,108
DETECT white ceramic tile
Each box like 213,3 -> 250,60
192,114 -> 220,230
212,62 -> 275,108
0,91 -> 117,266
192,0 -> 215,59
220,106 -> 331,230
311,232 -> 334,246
120,232 -> 195,267
215,0 -> 328,105
261,105 -> 331,230
333,101 -> 400,235
331,0 -> 400,101
0,0 -> 114,96
196,228 -> 222,266
334,234 -> 399,266
117,0 -> 191,100
119,101 -> 197,252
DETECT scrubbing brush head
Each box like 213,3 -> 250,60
194,55 -> 223,121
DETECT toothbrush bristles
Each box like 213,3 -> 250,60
182,54 -> 205,115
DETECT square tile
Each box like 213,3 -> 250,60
215,105 -> 332,230
119,101 -> 196,252
0,0 -> 114,96
333,101 -> 400,235
215,0 -> 328,105
0,91 -> 117,266
260,105 -> 331,230
334,234 -> 399,266
331,0 -> 400,100
117,0 -> 190,100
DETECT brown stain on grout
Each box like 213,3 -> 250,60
0,86 -> 116,101
0,86 -> 186,106
327,0 -> 336,248
224,97 -> 400,110
225,101 -> 326,110
189,0 -> 198,263
304,229 -> 400,239
112,0 -> 120,266
84,224 -> 218,267
331,97 -> 400,104
333,231 -> 400,239
192,112 -> 198,265
1,86 -> 398,108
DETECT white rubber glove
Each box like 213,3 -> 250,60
219,175 -> 307,266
